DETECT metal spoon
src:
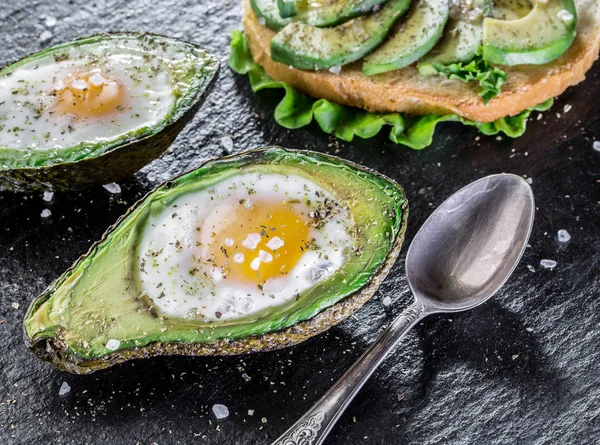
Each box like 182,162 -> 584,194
271,174 -> 535,445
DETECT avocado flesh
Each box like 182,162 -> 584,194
363,0 -> 449,76
270,0 -> 412,70
482,0 -> 577,66
24,147 -> 407,373
295,0 -> 391,27
418,0 -> 493,73
278,0 -> 297,18
492,0 -> 533,21
251,0 -> 292,31
0,33 -> 219,192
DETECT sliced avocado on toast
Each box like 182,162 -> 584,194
363,0 -> 449,75
271,0 -> 412,70
482,0 -> 577,65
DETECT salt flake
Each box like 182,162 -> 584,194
540,259 -> 557,270
58,382 -> 71,396
557,229 -> 571,243
41,209 -> 52,218
40,30 -> 53,43
106,339 -> 120,351
42,191 -> 54,202
212,404 -> 229,419
266,236 -> 284,251
593,141 -> 600,152
382,296 -> 392,307
102,183 -> 121,194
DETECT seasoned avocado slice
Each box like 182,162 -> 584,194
296,0 -> 391,27
271,0 -> 412,70
418,0 -> 493,72
492,0 -> 533,21
0,33 -> 219,192
251,0 -> 292,30
363,0 -> 449,76
23,147 -> 408,374
482,0 -> 577,66
278,0 -> 297,18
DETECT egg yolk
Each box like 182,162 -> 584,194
203,200 -> 310,285
54,71 -> 125,119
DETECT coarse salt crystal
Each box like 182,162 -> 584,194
41,209 -> 52,218
224,238 -> 235,247
45,16 -> 57,27
43,191 -> 54,202
58,382 -> 71,396
233,252 -> 245,264
557,10 -> 574,22
88,73 -> 105,87
106,339 -> 120,351
248,409 -> 255,416
593,141 -> 600,152
102,183 -> 121,194
250,257 -> 261,271
382,296 -> 392,307
220,135 -> 234,154
242,233 -> 261,250
54,80 -> 66,91
563,104 -> 572,113
258,250 -> 273,263
527,265 -> 536,273
266,236 -> 284,251
212,404 -> 229,419
540,259 -> 557,270
40,30 -> 53,43
557,229 -> 571,243
258,17 -> 266,26
329,65 -> 342,75
71,79 -> 88,90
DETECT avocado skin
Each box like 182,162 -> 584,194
0,33 -> 220,193
23,147 -> 408,374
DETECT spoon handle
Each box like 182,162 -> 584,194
270,302 -> 427,445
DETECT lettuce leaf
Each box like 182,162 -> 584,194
229,30 -> 553,150
420,48 -> 508,104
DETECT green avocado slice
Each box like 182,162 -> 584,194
418,0 -> 493,71
23,147 -> 408,374
251,0 -> 292,30
482,0 -> 577,66
270,0 -> 412,70
0,33 -> 219,192
363,0 -> 449,76
296,0 -> 391,27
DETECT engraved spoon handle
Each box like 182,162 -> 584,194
271,302 -> 427,445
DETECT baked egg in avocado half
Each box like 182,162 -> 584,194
23,147 -> 408,374
0,33 -> 219,192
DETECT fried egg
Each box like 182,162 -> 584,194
0,38 -> 187,151
137,172 -> 354,322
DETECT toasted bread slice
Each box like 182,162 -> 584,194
242,0 -> 600,123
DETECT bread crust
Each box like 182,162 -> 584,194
242,0 -> 600,123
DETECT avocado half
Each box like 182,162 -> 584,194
0,33 -> 220,192
23,147 -> 408,374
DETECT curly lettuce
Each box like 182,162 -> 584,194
229,31 -> 553,150
419,48 -> 508,104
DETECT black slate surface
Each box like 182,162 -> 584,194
1,1 -> 599,444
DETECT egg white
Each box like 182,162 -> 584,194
137,173 -> 354,322
0,39 -> 180,151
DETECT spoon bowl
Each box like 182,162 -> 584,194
406,174 -> 535,313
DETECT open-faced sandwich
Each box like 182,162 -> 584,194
230,0 -> 600,148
